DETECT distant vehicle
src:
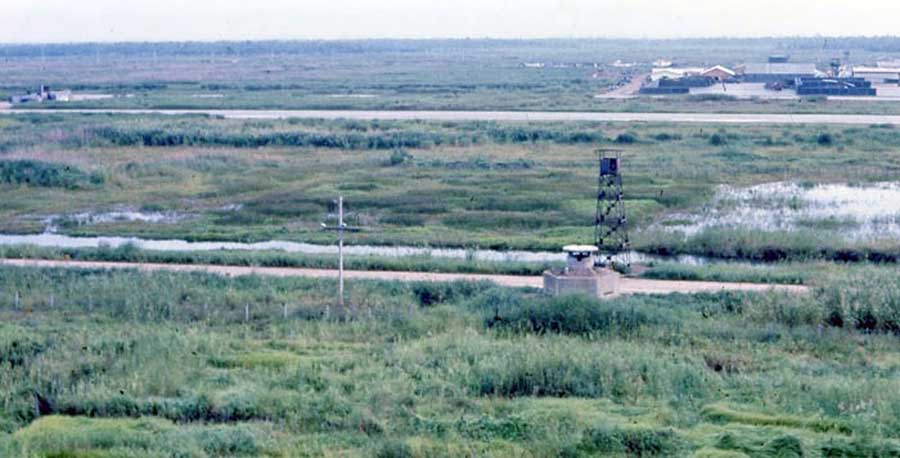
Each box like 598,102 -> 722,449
9,85 -> 71,104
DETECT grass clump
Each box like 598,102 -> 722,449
702,403 -> 851,434
479,291 -> 664,335
815,269 -> 900,333
641,261 -> 808,285
7,415 -> 265,457
0,160 -> 102,189
396,332 -> 714,400
819,437 -> 900,457
578,425 -> 680,456
714,432 -> 806,458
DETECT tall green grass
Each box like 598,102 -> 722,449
2,244 -> 900,456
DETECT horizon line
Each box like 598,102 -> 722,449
2,34 -> 900,47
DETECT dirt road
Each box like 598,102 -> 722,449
594,73 -> 648,99
2,107 -> 900,125
0,258 -> 808,295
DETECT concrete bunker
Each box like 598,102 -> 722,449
543,245 -> 619,299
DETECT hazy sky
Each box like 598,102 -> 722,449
1,0 -> 898,43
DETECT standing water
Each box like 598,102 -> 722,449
657,182 -> 900,241
0,232 -> 717,266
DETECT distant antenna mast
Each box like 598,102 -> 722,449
594,149 -> 629,266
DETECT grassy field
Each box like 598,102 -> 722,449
1,113 -> 898,261
3,38 -> 900,113
2,264 -> 900,457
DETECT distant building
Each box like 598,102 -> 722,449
653,59 -> 673,68
650,67 -> 703,82
701,65 -> 736,81
768,54 -> 790,63
612,59 -> 637,68
852,66 -> 900,84
736,63 -> 823,83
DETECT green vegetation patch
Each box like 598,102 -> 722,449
9,415 -> 266,458
702,403 -> 851,434
0,160 -> 103,189
2,262 -> 900,456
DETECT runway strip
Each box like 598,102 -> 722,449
3,108 -> 900,125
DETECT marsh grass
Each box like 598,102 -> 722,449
2,115 -> 899,262
2,264 -> 900,456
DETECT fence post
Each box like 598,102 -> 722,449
282,303 -> 288,320
14,290 -> 20,310
244,304 -> 250,322
49,294 -> 55,309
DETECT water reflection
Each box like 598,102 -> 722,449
0,232 -> 717,266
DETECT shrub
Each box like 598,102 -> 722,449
375,439 -> 414,458
410,281 -> 492,307
816,132 -> 834,146
386,148 -> 412,166
615,132 -> 638,144
653,133 -> 681,142
709,133 -> 727,146
196,424 -> 260,455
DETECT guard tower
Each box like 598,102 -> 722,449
594,150 -> 629,266
543,245 -> 619,298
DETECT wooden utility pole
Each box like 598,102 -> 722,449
322,196 -> 348,310
338,195 -> 345,309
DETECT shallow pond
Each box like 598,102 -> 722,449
658,182 -> 900,241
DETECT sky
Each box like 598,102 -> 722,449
1,0 -> 898,43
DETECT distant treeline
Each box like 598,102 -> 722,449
3,36 -> 900,58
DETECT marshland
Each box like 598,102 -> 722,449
1,114 -> 898,262
2,264 -> 900,457
2,36 -> 900,458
